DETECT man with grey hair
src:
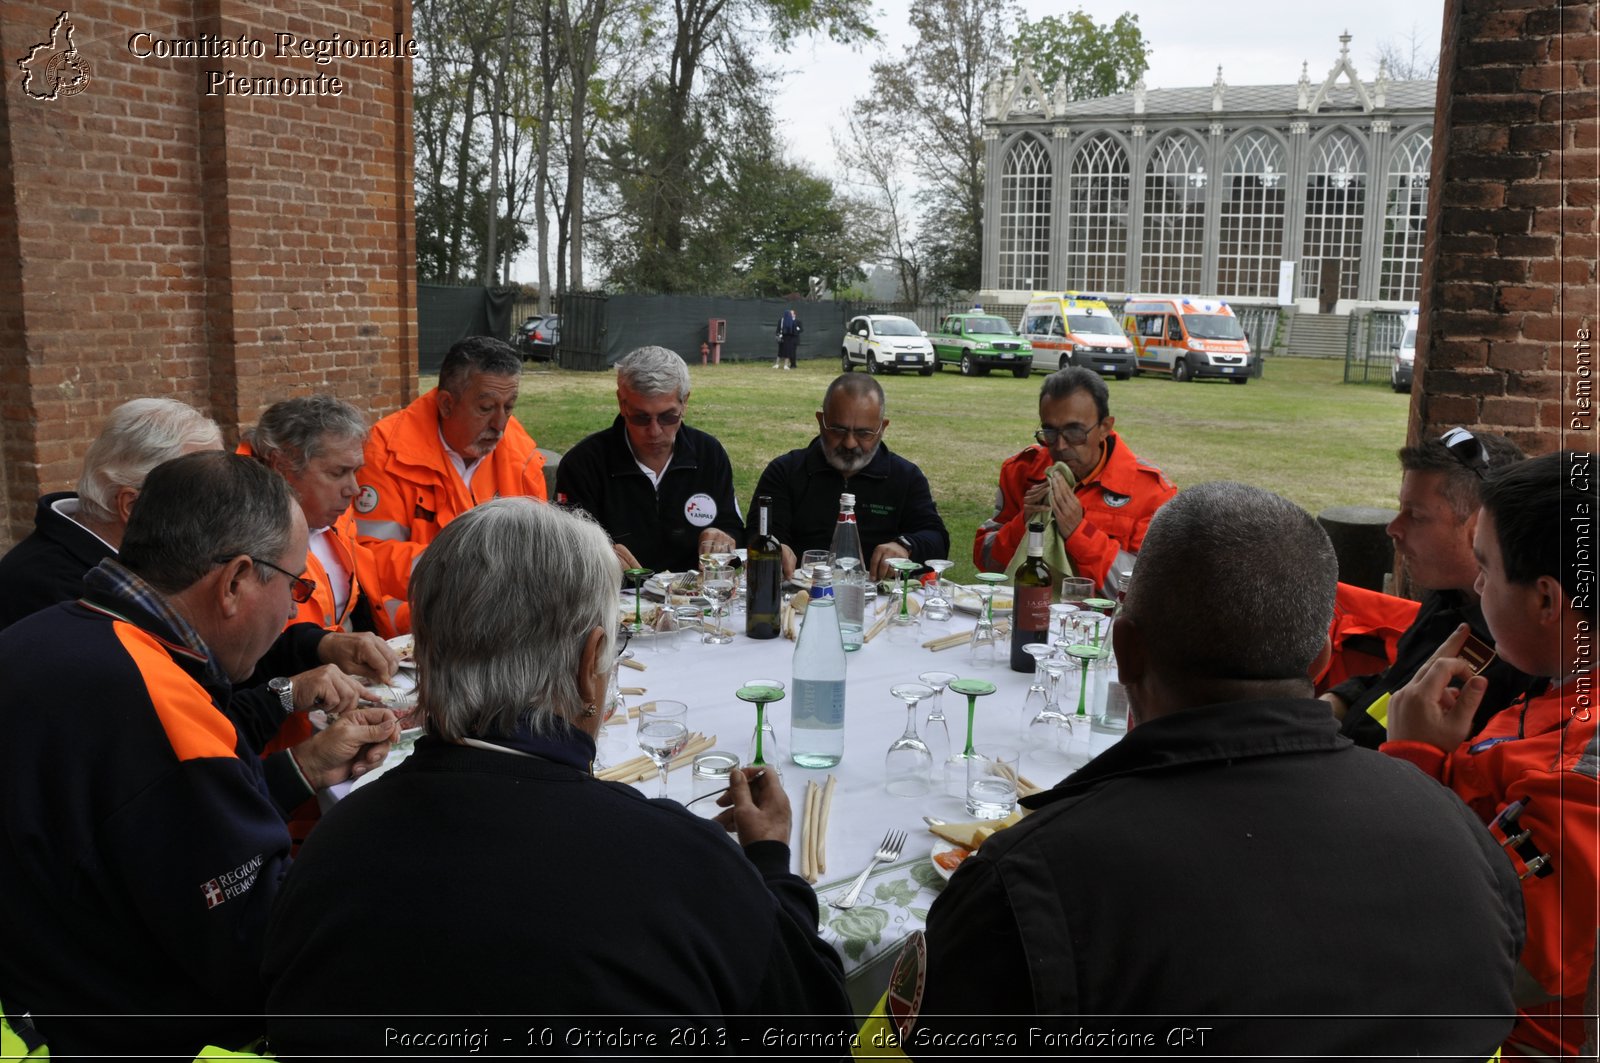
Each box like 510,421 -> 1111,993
753,373 -> 948,580
263,499 -> 850,1049
0,452 -> 398,1057
0,397 -> 222,630
906,482 -> 1523,1055
355,335 -> 545,608
555,344 -> 743,573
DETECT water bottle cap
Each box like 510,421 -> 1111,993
840,492 -> 855,507
810,563 -> 833,584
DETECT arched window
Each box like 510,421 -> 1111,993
998,136 -> 1052,291
1379,130 -> 1432,302
1140,133 -> 1206,292
1066,134 -> 1129,291
1300,130 -> 1366,301
1219,132 -> 1287,298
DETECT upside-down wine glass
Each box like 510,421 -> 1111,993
700,563 -> 736,645
947,677 -> 996,783
918,669 -> 958,792
624,567 -> 654,634
885,683 -> 936,797
968,572 -> 1008,669
921,559 -> 955,623
737,678 -> 785,773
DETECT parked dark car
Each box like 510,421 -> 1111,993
515,314 -> 560,362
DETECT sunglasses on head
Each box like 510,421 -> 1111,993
1439,426 -> 1488,479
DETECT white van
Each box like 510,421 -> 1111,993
1121,296 -> 1256,384
1021,292 -> 1137,379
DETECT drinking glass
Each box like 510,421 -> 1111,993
885,683 -> 935,798
1016,643 -> 1067,763
737,678 -> 785,772
918,669 -> 958,791
636,700 -> 689,799
700,563 -> 736,645
1060,576 -> 1094,608
1048,603 -> 1080,646
624,567 -> 654,634
968,572 -> 1007,669
966,744 -> 1021,819
800,549 -> 834,579
921,559 -> 955,622
886,558 -> 921,643
947,677 -> 996,791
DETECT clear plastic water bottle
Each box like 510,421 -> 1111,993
791,563 -> 847,768
829,492 -> 866,651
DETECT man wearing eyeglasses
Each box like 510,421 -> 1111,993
1322,428 -> 1537,748
752,373 -> 949,580
555,346 -> 743,573
0,452 -> 399,1057
975,367 -> 1175,595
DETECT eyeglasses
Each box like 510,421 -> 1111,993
622,406 -> 683,428
1035,421 -> 1100,446
1439,427 -> 1488,479
821,421 -> 883,442
215,555 -> 317,603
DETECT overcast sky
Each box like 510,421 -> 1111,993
773,0 -> 1446,184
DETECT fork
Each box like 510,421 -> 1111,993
829,829 -> 906,910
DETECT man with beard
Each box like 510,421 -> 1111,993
751,374 -> 948,580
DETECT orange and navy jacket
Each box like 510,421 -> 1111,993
973,431 -> 1176,594
352,389 -> 545,608
0,581 -> 300,1053
1383,684 -> 1599,1057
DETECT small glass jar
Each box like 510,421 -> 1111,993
691,750 -> 741,806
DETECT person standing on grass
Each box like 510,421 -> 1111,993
776,307 -> 802,370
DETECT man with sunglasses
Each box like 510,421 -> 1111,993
975,367 -> 1175,595
752,373 -> 949,580
1323,428 -> 1537,748
556,346 -> 743,573
0,452 -> 398,1057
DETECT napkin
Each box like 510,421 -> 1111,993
1002,461 -> 1077,587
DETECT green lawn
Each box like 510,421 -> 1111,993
498,357 -> 1409,584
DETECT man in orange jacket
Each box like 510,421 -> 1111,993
354,337 -> 546,610
974,367 -> 1175,595
1385,450 -> 1598,1057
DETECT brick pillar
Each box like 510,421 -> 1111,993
0,1 -> 418,547
1416,0 -> 1599,455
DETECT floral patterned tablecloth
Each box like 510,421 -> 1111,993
815,856 -> 949,1005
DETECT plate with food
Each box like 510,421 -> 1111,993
931,840 -> 972,881
951,586 -> 1014,617
364,666 -> 417,709
386,634 -> 415,667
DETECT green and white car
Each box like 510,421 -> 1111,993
929,313 -> 1034,377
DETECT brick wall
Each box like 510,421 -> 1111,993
1416,0 -> 1599,455
0,0 -> 417,546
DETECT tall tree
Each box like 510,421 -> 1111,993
1016,11 -> 1149,102
857,0 -> 1011,296
722,156 -> 874,297
836,108 -> 924,303
1371,24 -> 1440,80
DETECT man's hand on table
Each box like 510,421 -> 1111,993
613,542 -> 643,570
779,544 -> 797,581
697,528 -> 738,558
317,631 -> 399,682
291,664 -> 383,716
714,766 -> 791,847
289,707 -> 402,790
868,540 -> 911,582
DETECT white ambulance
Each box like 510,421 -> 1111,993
1020,292 -> 1138,379
1121,296 -> 1256,384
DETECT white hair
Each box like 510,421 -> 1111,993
77,398 -> 223,525
411,498 -> 621,739
617,346 -> 690,402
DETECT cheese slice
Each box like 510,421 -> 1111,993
927,810 -> 1024,849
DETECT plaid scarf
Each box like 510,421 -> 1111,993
83,558 -> 231,691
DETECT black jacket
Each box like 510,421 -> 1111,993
1332,589 -> 1541,748
0,492 -> 108,631
264,738 -> 851,1051
752,437 -> 948,564
912,698 -> 1523,1058
556,417 -> 744,574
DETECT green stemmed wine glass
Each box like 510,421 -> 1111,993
736,679 -> 786,770
624,567 -> 654,634
948,677 -> 997,761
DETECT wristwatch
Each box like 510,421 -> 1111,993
896,535 -> 914,553
268,676 -> 294,715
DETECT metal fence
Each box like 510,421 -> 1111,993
1343,310 -> 1414,385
